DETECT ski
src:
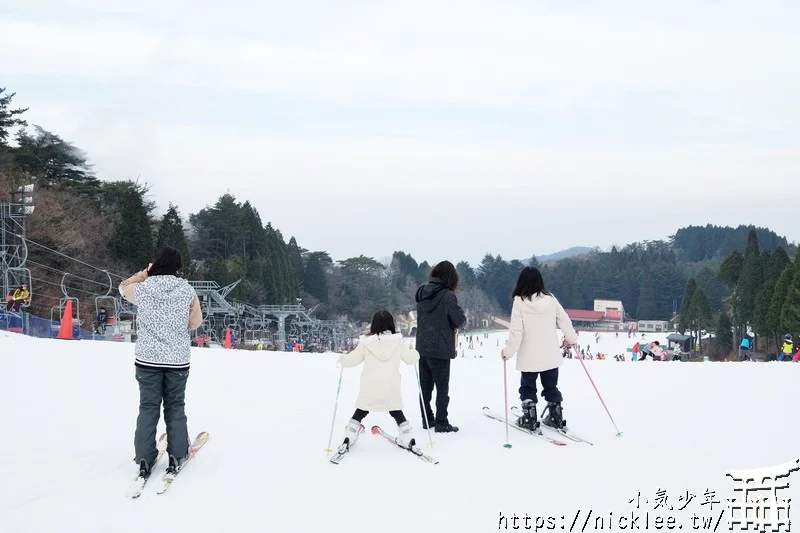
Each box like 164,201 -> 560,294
156,431 -> 209,495
370,426 -> 439,464
482,407 -> 567,446
128,433 -> 168,498
329,424 -> 365,464
510,406 -> 594,445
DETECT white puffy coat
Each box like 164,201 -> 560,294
340,333 -> 420,412
503,294 -> 579,373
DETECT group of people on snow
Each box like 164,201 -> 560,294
121,248 -> 582,473
338,262 -> 579,450
738,333 -> 800,362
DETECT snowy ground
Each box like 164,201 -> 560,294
1,329 -> 799,533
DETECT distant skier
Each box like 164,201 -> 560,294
120,246 -> 203,480
739,334 -> 753,361
339,310 -> 421,450
651,341 -> 664,361
414,260 -> 466,433
672,344 -> 683,361
501,267 -> 579,431
779,334 -> 794,361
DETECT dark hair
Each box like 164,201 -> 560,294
147,246 -> 182,276
370,310 -> 396,336
512,267 -> 551,300
430,260 -> 459,291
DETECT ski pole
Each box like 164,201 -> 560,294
502,357 -> 512,448
325,366 -> 344,454
571,345 -> 623,437
415,364 -> 434,447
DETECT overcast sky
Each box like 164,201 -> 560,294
2,1 -> 799,265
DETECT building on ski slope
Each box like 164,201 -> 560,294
565,299 -> 627,331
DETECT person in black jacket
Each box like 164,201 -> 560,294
415,261 -> 467,432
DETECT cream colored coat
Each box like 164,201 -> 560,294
340,333 -> 420,412
503,294 -> 579,373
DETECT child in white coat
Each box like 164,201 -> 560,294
340,310 -> 421,449
501,267 -> 579,431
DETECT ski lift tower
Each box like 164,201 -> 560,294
189,280 -> 241,341
0,183 -> 34,307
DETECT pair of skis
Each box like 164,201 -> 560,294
128,431 -> 209,498
329,424 -> 439,464
482,406 -> 593,446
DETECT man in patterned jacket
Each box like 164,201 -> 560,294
120,246 -> 203,479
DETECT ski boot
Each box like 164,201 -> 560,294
398,421 -> 416,450
516,399 -> 539,431
541,402 -> 566,430
434,422 -> 459,433
342,418 -> 361,449
137,459 -> 151,479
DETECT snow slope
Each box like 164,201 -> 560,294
1,330 -> 798,533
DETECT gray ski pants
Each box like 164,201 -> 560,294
134,366 -> 190,469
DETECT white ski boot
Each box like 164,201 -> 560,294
343,419 -> 361,448
398,421 -> 416,449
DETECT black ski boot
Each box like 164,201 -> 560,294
166,455 -> 185,476
138,459 -> 151,479
516,399 -> 539,431
434,422 -> 459,433
542,402 -> 566,430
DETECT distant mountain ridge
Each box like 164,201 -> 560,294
535,246 -> 593,264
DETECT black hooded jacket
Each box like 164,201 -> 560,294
414,278 -> 467,359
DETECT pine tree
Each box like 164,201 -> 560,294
780,263 -> 800,336
689,289 -> 711,352
636,269 -> 656,319
304,254 -> 329,303
768,266 -> 794,347
694,266 -> 726,313
287,237 -> 306,292
14,126 -> 101,197
156,204 -> 191,276
679,278 -> 697,333
734,232 -> 763,334
715,311 -> 734,356
766,247 -> 792,283
102,180 -> 155,269
718,251 -> 744,289
753,280 -> 776,342
0,88 -> 28,146
456,261 -> 477,290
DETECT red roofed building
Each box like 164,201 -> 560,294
565,310 -> 605,323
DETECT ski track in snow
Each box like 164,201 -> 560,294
0,329 -> 798,533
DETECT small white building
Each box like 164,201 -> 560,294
637,320 -> 670,333
594,299 -> 624,323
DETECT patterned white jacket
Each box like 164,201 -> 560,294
120,270 -> 203,371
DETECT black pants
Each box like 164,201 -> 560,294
134,366 -> 190,468
519,367 -> 562,404
418,357 -> 451,425
6,299 -> 22,312
352,408 -> 406,424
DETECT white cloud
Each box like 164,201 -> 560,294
2,0 -> 799,261
2,1 -> 799,118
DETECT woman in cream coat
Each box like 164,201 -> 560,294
501,267 -> 579,432
340,310 -> 421,450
